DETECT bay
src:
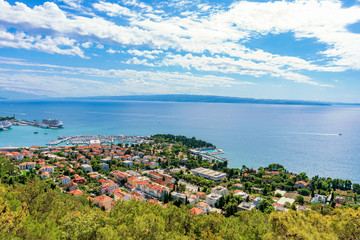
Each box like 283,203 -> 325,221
1,100 -> 360,182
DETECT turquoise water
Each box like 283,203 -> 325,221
1,100 -> 360,182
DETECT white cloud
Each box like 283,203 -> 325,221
0,58 -> 249,96
81,41 -> 92,48
0,0 -> 359,87
60,0 -> 82,9
93,1 -> 138,18
0,27 -> 86,57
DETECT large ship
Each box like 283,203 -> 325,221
0,120 -> 13,130
42,118 -> 63,128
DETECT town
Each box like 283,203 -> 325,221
0,134 -> 357,216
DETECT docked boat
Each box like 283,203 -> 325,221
42,118 -> 63,128
0,120 -> 12,130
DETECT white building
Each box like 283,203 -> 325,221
192,167 -> 227,181
206,193 -> 222,207
237,202 -> 256,211
211,186 -> 228,196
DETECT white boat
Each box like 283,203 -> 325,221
0,120 -> 12,130
42,118 -> 63,128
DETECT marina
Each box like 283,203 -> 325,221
190,147 -> 229,162
47,135 -> 152,146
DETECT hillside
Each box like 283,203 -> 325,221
0,179 -> 359,239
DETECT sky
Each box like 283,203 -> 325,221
0,0 -> 360,102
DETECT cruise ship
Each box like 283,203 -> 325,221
0,120 -> 13,130
42,118 -> 63,128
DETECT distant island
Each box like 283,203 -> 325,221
62,94 -> 335,106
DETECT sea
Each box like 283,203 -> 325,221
1,100 -> 360,183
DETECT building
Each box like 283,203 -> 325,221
114,189 -> 131,202
311,194 -> 326,203
93,195 -> 113,211
233,183 -> 243,189
171,192 -> 187,203
66,182 -> 79,191
39,166 -> 54,174
253,197 -> 262,207
237,202 -> 256,211
211,186 -> 228,196
100,163 -> 109,171
81,164 -> 93,173
60,176 -> 71,185
99,180 -> 118,194
277,197 -> 295,206
68,189 -> 83,197
197,202 -> 210,214
190,207 -> 204,215
18,162 -> 36,170
295,181 -> 309,189
192,167 -> 227,181
123,160 -> 133,168
73,174 -> 87,184
334,196 -> 345,205
41,171 -> 50,179
251,187 -> 262,194
206,193 -> 222,207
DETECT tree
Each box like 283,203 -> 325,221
257,200 -> 274,214
295,195 -> 304,205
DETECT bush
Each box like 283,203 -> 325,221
298,188 -> 310,196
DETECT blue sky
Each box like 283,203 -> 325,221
0,0 -> 360,102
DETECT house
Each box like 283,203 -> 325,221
206,193 -> 222,207
197,202 -> 210,214
123,160 -> 133,168
114,189 -> 131,202
190,207 -> 204,215
39,166 -> 54,174
171,192 -> 187,203
237,202 -> 256,211
60,176 -> 71,185
253,197 -> 263,207
233,183 -> 243,189
93,195 -> 113,211
41,171 -> 50,179
81,164 -> 93,173
66,182 -> 79,191
12,152 -> 24,161
251,187 -> 262,194
100,163 -> 109,171
334,196 -> 345,205
234,190 -> 249,200
211,186 -> 228,196
112,170 -> 130,182
18,162 -> 36,170
73,174 -> 87,184
311,194 -> 326,203
99,180 -> 118,194
68,189 -> 83,197
295,181 -> 309,189
196,192 -> 207,199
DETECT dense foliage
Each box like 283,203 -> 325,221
1,180 -> 360,239
153,134 -> 215,149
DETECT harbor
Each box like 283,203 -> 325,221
190,147 -> 229,162
47,135 -> 152,146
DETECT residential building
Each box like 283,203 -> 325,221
68,189 -> 83,197
93,195 -> 113,211
206,193 -> 222,207
100,163 -> 109,171
66,182 -> 79,191
18,162 -> 36,170
123,160 -> 133,168
81,164 -> 93,173
60,176 -> 71,185
311,194 -> 326,203
253,197 -> 262,207
99,180 -> 118,194
197,202 -> 210,214
211,186 -> 228,196
190,207 -> 204,215
295,181 -> 310,189
237,202 -> 256,211
171,192 -> 187,203
114,189 -> 131,202
334,196 -> 345,205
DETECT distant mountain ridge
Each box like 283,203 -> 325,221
63,94 -> 334,106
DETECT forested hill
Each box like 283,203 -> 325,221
0,179 -> 359,239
